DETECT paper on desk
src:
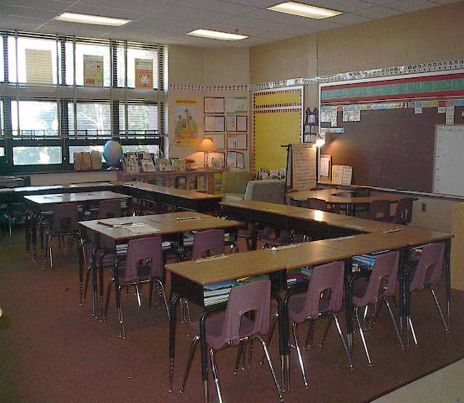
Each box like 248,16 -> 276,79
126,223 -> 159,234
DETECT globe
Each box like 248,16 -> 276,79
103,140 -> 123,166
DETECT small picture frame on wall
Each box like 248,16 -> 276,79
206,152 -> 225,169
204,115 -> 225,132
204,97 -> 225,114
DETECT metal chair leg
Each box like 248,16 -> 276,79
135,284 -> 142,308
154,279 -> 170,320
234,341 -> 245,375
384,297 -> 404,350
303,318 -> 317,349
103,278 -> 115,318
210,349 -> 224,403
255,334 -> 284,401
148,281 -> 154,309
48,234 -> 53,268
318,315 -> 333,348
83,265 -> 92,302
430,287 -> 449,333
260,312 -> 278,365
333,314 -> 353,369
292,322 -> 309,388
355,308 -> 371,365
116,286 -> 126,339
180,335 -> 199,393
407,316 -> 418,346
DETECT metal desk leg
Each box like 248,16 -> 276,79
398,248 -> 406,339
445,239 -> 452,329
275,294 -> 289,392
251,222 -> 259,251
199,311 -> 210,403
77,235 -> 85,306
98,251 -> 105,319
344,259 -> 354,351
90,246 -> 98,317
401,248 -> 412,346
168,295 -> 180,393
30,213 -> 38,262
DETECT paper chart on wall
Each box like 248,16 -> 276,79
227,134 -> 247,149
25,49 -> 53,84
226,115 -> 237,131
236,116 -> 248,132
225,96 -> 248,115
175,99 -> 199,146
204,116 -> 225,132
204,97 -> 225,114
135,59 -> 153,88
83,55 -> 103,86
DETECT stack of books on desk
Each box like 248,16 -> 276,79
353,254 -> 377,270
204,280 -> 239,306
287,267 -> 312,286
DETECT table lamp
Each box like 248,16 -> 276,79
198,137 -> 216,168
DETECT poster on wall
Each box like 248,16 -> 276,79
25,49 -> 53,84
83,55 -> 103,86
175,99 -> 199,146
225,96 -> 248,115
135,59 -> 153,88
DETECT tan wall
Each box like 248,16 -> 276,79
167,46 -> 250,167
250,1 -> 464,84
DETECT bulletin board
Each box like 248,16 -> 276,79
320,72 -> 464,193
252,87 -> 303,172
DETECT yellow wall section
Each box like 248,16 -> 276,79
254,90 -> 302,107
254,111 -> 301,171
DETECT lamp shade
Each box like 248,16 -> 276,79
198,137 -> 216,152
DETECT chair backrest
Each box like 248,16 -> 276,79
355,251 -> 399,306
394,197 -> 413,224
192,229 -> 225,260
97,199 -> 122,219
221,171 -> 253,195
220,280 -> 271,346
51,204 -> 79,232
121,236 -> 163,284
244,180 -> 286,204
294,261 -> 345,322
368,200 -> 391,221
303,198 -> 329,211
410,242 -> 445,291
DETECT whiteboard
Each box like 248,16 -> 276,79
434,125 -> 464,196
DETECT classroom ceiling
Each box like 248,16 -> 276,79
0,0 -> 459,47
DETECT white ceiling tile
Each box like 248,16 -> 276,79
328,12 -> 372,25
0,15 -> 50,31
76,0 -> 173,13
0,4 -> 59,19
176,0 -> 257,15
354,5 -> 402,17
387,0 -> 439,12
65,3 -> 148,20
222,0 -> 279,7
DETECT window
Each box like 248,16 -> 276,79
74,42 -> 110,86
69,102 -> 111,138
117,45 -> 158,89
13,146 -> 62,165
119,103 -> 158,135
0,31 -> 165,172
11,101 -> 58,137
9,37 -> 59,84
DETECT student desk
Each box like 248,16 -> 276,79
78,212 -> 240,318
288,189 -> 403,215
121,182 -> 222,213
166,224 -> 452,400
24,191 -> 131,264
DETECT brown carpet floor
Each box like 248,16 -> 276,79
0,230 -> 463,403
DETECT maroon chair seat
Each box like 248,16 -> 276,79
393,197 -> 414,224
352,251 -> 403,364
180,280 -> 283,402
368,200 -> 391,222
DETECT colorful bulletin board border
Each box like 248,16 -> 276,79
321,72 -> 464,105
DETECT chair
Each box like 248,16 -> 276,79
408,242 -> 448,345
192,229 -> 225,259
221,171 -> 253,202
45,204 -> 80,268
97,199 -> 122,219
104,236 -> 169,338
392,197 -> 414,224
287,261 -> 352,387
368,200 -> 391,221
180,280 -> 283,402
352,251 -> 403,365
304,198 -> 329,211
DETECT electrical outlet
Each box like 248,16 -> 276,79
422,203 -> 426,212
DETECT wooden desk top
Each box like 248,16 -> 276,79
24,191 -> 130,205
289,189 -> 403,205
14,182 -> 114,193
221,199 -> 399,233
166,242 -> 352,286
123,182 -> 221,200
79,211 -> 240,242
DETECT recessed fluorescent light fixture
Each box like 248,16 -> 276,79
268,2 -> 342,19
187,29 -> 248,41
55,12 -> 131,26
